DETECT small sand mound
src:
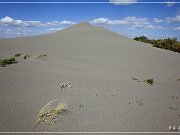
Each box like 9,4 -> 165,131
37,99 -> 68,125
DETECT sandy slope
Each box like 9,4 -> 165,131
0,22 -> 180,132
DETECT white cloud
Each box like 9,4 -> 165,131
1,16 -> 14,23
109,0 -> 138,5
46,20 -> 76,26
90,18 -> 109,24
90,17 -> 149,26
24,21 -> 42,27
48,28 -> 63,31
0,16 -> 76,27
0,16 -> 42,27
166,15 -> 180,22
90,17 -> 166,30
153,18 -> 164,23
143,25 -> 165,30
0,16 -> 77,37
165,1 -> 175,7
123,16 -> 149,25
173,26 -> 180,30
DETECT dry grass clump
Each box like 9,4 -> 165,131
37,101 -> 68,125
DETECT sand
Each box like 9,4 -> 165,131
0,22 -> 180,133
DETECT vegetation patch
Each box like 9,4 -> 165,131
0,57 -> 16,67
128,100 -> 144,106
145,79 -> 154,86
24,55 -> 30,59
170,106 -> 178,111
37,54 -> 47,59
14,53 -> 22,57
173,94 -> 180,100
79,104 -> 84,108
132,77 -> 138,81
134,36 -> 180,53
37,101 -> 68,125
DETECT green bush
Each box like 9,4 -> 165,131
37,54 -> 47,58
24,55 -> 30,59
134,36 -> 149,43
134,36 -> 180,53
14,53 -> 22,57
146,79 -> 154,86
0,57 -> 16,67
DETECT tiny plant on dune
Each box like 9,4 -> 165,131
0,57 -> 16,67
37,54 -> 47,58
24,55 -> 30,59
132,77 -> 138,80
14,53 -> 22,57
146,79 -> 154,86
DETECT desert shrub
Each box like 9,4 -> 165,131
14,53 -> 22,57
134,36 -> 180,53
134,36 -> 149,43
24,55 -> 30,59
132,77 -> 138,80
37,54 -> 47,58
146,79 -> 154,86
0,57 -> 16,67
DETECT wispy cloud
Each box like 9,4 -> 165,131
143,25 -> 165,30
173,26 -> 180,30
0,16 -> 76,37
90,17 -> 149,25
90,17 -> 166,30
153,18 -> 164,23
165,1 -> 175,7
0,16 -> 42,27
48,27 -> 63,31
109,0 -> 138,5
166,15 -> 180,22
0,16 -> 76,27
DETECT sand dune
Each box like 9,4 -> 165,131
0,22 -> 180,132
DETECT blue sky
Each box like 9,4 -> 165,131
0,0 -> 179,39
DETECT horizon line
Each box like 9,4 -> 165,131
0,132 -> 180,133
0,1 -> 180,4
